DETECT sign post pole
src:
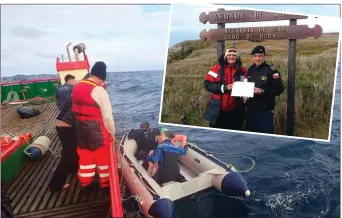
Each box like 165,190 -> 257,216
217,8 -> 226,91
286,19 -> 297,136
217,8 -> 225,64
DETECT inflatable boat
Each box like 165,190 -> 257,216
117,133 -> 250,218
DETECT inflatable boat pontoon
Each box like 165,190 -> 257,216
117,133 -> 250,218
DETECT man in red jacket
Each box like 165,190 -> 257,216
72,61 -> 115,191
204,46 -> 248,130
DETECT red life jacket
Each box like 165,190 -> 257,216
205,64 -> 248,111
72,79 -> 102,121
72,79 -> 110,150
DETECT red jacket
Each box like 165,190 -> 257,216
205,64 -> 248,111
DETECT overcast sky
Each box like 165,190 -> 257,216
169,3 -> 341,46
1,4 -> 340,77
1,5 -> 170,76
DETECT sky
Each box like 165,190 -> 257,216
1,5 -> 170,76
169,3 -> 341,46
1,4 -> 340,76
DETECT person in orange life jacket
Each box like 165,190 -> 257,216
72,61 -> 115,192
144,128 -> 188,184
156,128 -> 187,147
203,46 -> 248,130
245,46 -> 284,134
48,74 -> 78,192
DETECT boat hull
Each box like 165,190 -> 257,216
1,133 -> 32,184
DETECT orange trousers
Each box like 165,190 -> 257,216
77,145 -> 110,188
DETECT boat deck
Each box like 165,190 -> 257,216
1,103 -> 110,218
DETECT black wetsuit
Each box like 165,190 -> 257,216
152,152 -> 186,184
127,128 -> 160,160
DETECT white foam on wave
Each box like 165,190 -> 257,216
265,186 -> 331,218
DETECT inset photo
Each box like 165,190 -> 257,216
160,3 -> 341,140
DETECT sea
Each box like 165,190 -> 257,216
1,63 -> 340,217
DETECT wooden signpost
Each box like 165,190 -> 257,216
199,10 -> 308,24
199,8 -> 323,136
200,24 -> 323,41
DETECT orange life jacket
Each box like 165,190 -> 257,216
72,79 -> 109,150
72,79 -> 102,121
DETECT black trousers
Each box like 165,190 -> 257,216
48,126 -> 79,191
142,160 -> 186,184
154,169 -> 186,184
209,107 -> 245,130
246,107 -> 274,134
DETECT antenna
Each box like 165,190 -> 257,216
66,42 -> 72,61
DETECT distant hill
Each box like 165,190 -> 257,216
162,33 -> 339,139
1,74 -> 59,83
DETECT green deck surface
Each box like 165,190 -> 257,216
1,80 -> 60,103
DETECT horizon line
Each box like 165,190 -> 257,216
1,69 -> 164,78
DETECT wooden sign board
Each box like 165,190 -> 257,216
200,24 -> 323,41
199,9 -> 308,24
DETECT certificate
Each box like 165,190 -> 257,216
231,81 -> 255,98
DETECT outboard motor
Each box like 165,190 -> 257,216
16,107 -> 40,119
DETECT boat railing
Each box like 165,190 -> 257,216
1,78 -> 60,86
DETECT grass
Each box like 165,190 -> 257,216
161,33 -> 339,140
